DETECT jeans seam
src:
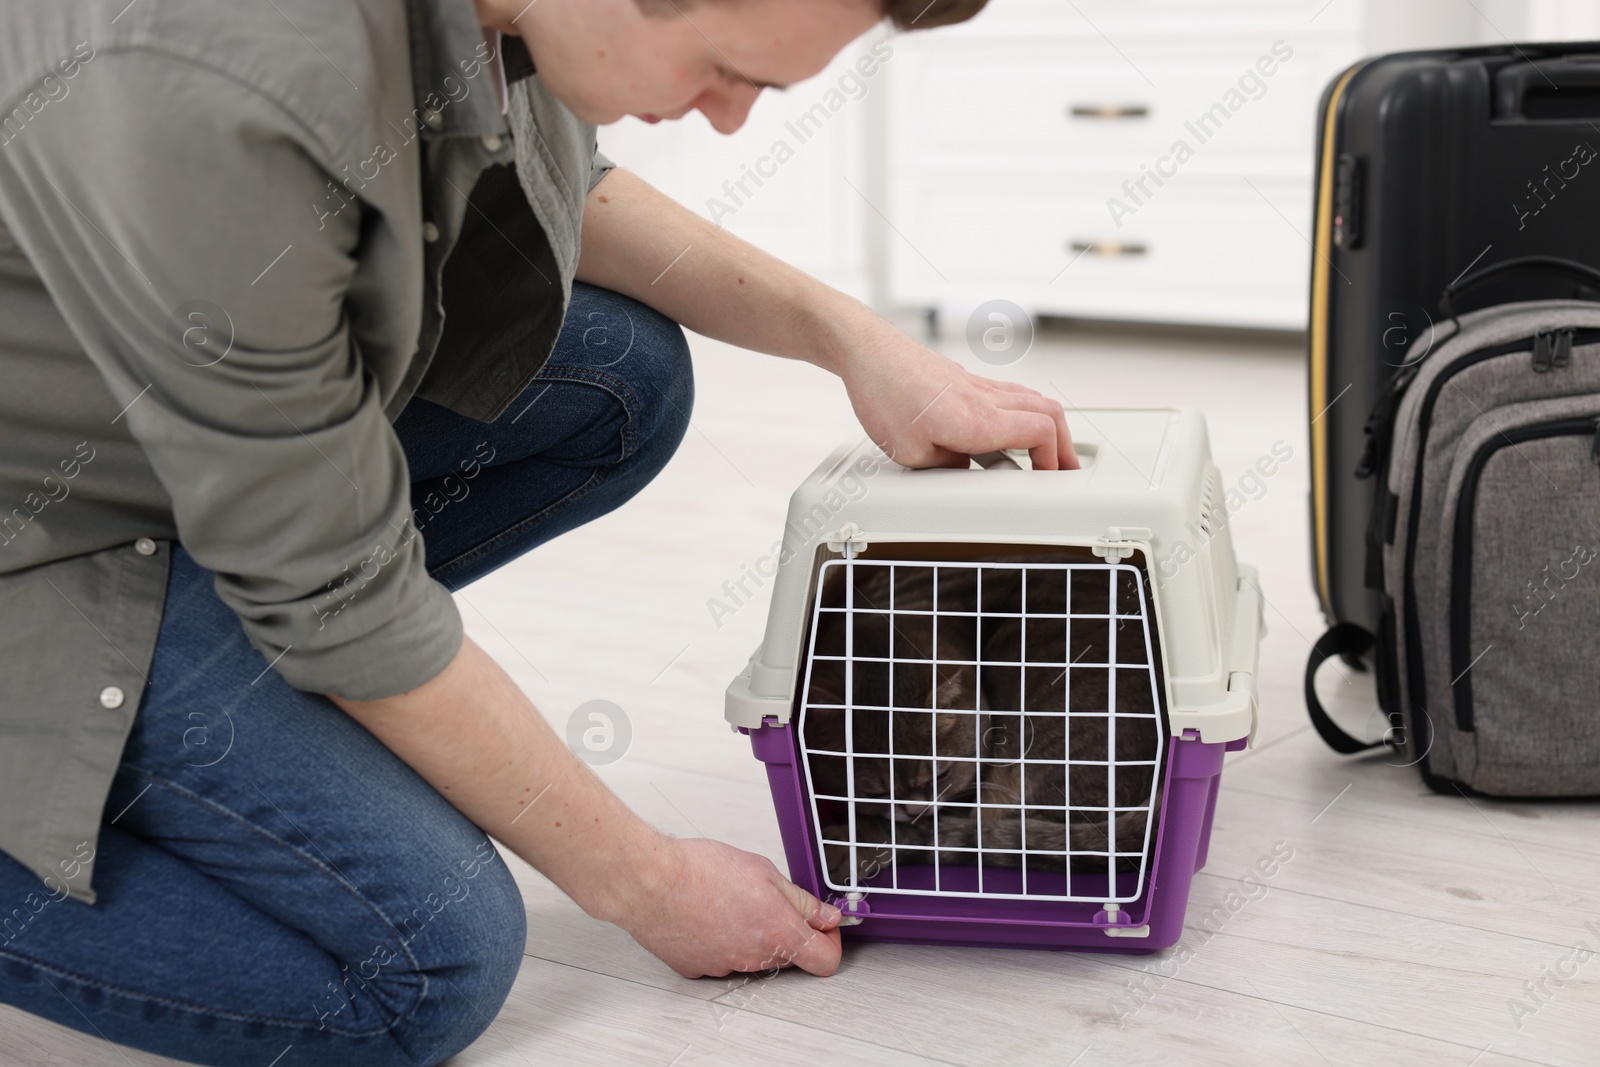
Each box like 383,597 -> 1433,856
0,947 -> 330,1036
526,363 -> 643,459
430,465 -> 610,588
78,767 -> 429,1037
427,361 -> 646,586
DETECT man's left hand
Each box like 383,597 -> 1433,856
836,321 -> 1079,471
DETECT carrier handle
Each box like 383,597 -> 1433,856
1438,255 -> 1600,322
1493,56 -> 1600,121
1303,623 -> 1385,754
970,450 -> 1025,470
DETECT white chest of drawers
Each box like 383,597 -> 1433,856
882,1 -> 1365,330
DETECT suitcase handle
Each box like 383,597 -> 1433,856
1494,57 -> 1600,120
1438,254 -> 1600,321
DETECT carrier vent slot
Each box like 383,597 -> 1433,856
1198,466 -> 1221,537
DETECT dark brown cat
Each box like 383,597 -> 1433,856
808,560 -> 1165,887
801,563 -> 984,817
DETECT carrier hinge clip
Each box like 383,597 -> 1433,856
829,891 -> 870,926
1093,526 -> 1152,564
1095,902 -> 1151,938
826,522 -> 868,555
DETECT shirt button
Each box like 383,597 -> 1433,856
422,221 -> 441,243
134,537 -> 157,556
423,110 -> 444,131
99,686 -> 125,710
481,134 -> 503,151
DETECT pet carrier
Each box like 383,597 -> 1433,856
726,408 -> 1263,952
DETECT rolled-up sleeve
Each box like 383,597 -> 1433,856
0,53 -> 462,701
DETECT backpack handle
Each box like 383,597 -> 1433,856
1439,255 -> 1600,321
1303,623 -> 1384,754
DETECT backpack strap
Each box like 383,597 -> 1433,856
1303,623 -> 1383,753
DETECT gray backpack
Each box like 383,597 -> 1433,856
1305,270 -> 1600,797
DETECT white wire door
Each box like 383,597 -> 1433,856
797,556 -> 1167,903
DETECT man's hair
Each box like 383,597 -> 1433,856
884,0 -> 988,29
636,0 -> 989,31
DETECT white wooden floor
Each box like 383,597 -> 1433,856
6,321 -> 1598,1066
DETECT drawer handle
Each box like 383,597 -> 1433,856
1068,103 -> 1149,120
1070,240 -> 1149,257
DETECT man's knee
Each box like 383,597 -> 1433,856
410,838 -> 527,1007
634,304 -> 693,452
350,839 -> 527,1066
559,282 -> 692,474
590,291 -> 691,464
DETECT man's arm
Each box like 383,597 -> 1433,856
575,167 -> 1078,470
330,636 -> 843,978
0,54 -> 839,980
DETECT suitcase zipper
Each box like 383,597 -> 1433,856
1448,415 -> 1600,732
1401,328 -> 1600,719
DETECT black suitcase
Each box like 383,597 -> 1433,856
1305,43 -> 1600,749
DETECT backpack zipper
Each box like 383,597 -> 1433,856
1531,327 -> 1576,372
1449,415 -> 1600,732
1400,327 -> 1600,719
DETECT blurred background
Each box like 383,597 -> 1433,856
599,0 -> 1600,334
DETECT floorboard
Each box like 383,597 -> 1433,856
7,323 -> 1597,1065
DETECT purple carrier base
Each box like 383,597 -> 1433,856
743,722 -> 1239,953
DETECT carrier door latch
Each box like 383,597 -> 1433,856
1093,527 -> 1152,564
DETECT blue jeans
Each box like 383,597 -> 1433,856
0,284 -> 693,1067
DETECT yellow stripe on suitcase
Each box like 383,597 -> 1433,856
1310,64 -> 1362,619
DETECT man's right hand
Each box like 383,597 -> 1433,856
330,635 -> 842,982
617,837 -> 843,978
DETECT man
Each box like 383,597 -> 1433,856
0,0 -> 1075,1063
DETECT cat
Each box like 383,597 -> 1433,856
805,559 -> 1164,887
800,563 -> 985,818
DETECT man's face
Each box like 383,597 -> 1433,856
506,0 -> 884,134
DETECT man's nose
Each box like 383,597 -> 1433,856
698,84 -> 761,134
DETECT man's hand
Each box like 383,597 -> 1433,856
331,636 -> 842,980
834,320 -> 1079,471
577,169 -> 1078,471
614,838 -> 843,978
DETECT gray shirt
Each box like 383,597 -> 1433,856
0,0 -> 612,902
